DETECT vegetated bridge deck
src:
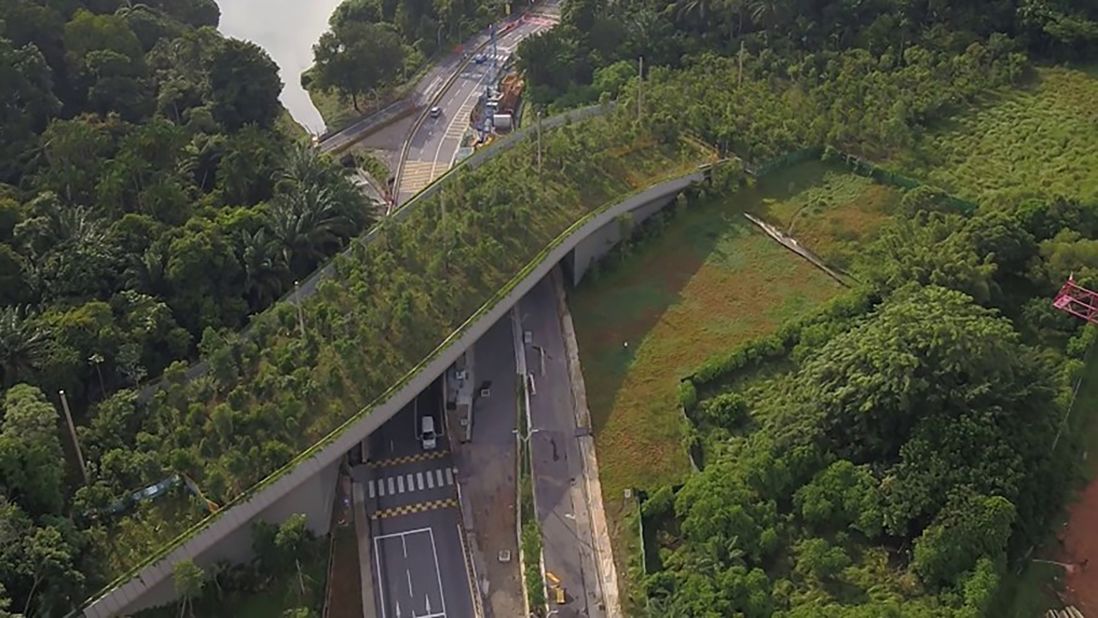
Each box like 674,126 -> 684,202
82,108 -> 715,617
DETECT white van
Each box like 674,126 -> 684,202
420,416 -> 438,450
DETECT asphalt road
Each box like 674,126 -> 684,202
396,12 -> 559,202
355,382 -> 474,618
519,277 -> 604,618
454,316 -> 524,617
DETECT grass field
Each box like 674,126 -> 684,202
892,65 -> 1098,207
752,161 -> 900,270
568,161 -> 905,603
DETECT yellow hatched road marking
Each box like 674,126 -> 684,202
371,498 -> 458,520
399,160 -> 436,194
368,449 -> 449,469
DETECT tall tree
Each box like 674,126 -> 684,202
173,559 -> 204,618
0,37 -> 61,183
0,385 -> 65,516
0,309 -> 49,389
312,21 -> 404,111
208,39 -> 282,131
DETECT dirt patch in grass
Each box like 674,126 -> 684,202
890,66 -> 1098,207
1060,480 -> 1098,614
996,351 -> 1098,615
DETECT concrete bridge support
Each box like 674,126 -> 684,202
567,193 -> 680,286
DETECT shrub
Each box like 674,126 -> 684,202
702,392 -> 748,429
677,379 -> 698,412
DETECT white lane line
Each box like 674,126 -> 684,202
387,477 -> 395,495
428,528 -> 447,616
397,475 -> 405,494
378,478 -> 386,497
426,472 -> 435,489
373,536 -> 388,618
416,472 -> 425,490
407,473 -> 416,490
431,86 -> 482,176
407,569 -> 414,597
374,527 -> 434,541
436,469 -> 446,486
368,479 -> 376,499
445,468 -> 454,485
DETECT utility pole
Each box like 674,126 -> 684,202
294,280 -> 306,339
637,56 -> 644,121
58,390 -> 88,485
536,108 -> 543,174
738,40 -> 745,86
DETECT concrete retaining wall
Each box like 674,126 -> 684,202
570,195 -> 676,286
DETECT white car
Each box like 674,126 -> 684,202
420,415 -> 438,450
429,106 -> 442,119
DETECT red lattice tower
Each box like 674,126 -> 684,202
1053,275 -> 1098,324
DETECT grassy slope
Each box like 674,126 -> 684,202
569,161 -> 904,604
892,66 -> 1098,206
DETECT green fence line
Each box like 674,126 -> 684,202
86,159 -> 710,610
822,146 -> 980,215
746,146 -> 825,177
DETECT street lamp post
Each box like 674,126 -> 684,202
58,390 -> 88,485
294,280 -> 306,339
88,353 -> 106,398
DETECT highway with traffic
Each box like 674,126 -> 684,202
396,9 -> 561,202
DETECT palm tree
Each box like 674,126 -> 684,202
125,244 -> 170,296
277,144 -> 330,193
237,228 -> 289,311
749,0 -> 788,43
673,0 -> 713,22
267,188 -> 357,277
267,144 -> 372,276
0,306 -> 49,387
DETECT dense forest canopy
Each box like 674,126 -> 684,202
517,0 -> 1098,108
0,0 -> 373,613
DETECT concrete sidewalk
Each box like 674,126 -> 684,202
449,317 -> 524,618
551,267 -> 622,617
352,482 -> 378,618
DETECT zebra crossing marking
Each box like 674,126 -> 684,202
367,466 -> 458,498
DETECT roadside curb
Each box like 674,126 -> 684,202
320,102 -> 419,155
352,482 -> 379,618
550,267 -> 624,617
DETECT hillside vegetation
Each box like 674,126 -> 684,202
892,66 -> 1098,207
